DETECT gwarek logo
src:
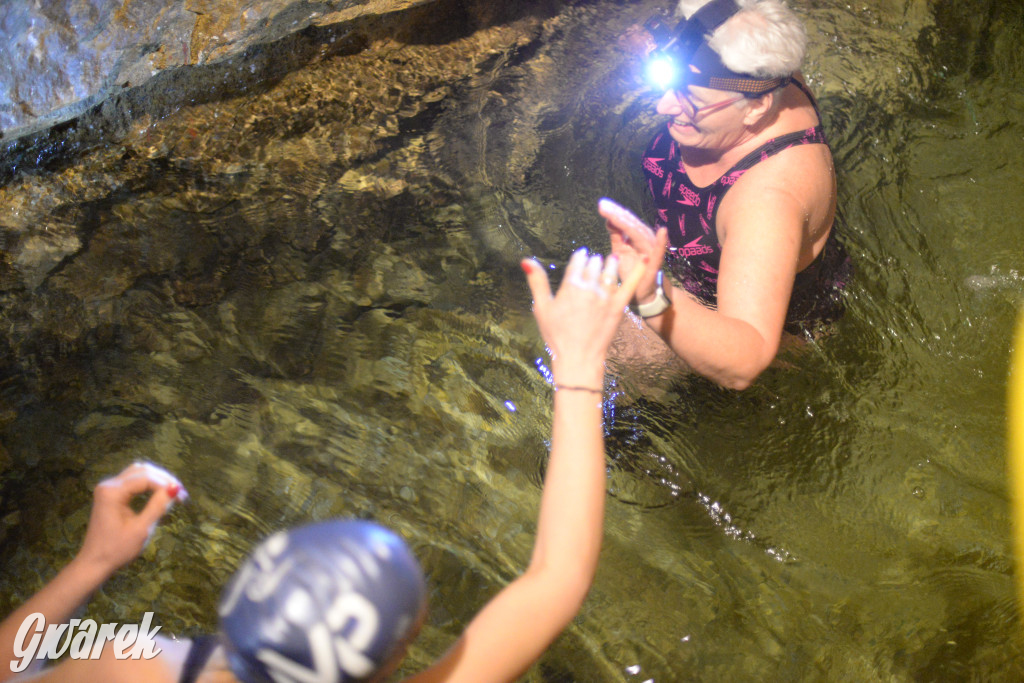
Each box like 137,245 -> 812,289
9,612 -> 162,672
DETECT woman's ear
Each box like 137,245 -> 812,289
742,91 -> 776,127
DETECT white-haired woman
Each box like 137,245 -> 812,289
607,0 -> 850,390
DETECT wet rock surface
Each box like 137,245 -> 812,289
0,0 -> 437,138
0,0 -> 563,436
0,1 -> 549,177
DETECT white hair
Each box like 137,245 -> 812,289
675,0 -> 807,79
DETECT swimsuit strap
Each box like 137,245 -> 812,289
710,79 -> 831,219
179,635 -> 221,683
728,77 -> 830,173
727,125 -> 828,174
790,77 -> 825,124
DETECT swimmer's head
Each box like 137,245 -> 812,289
643,0 -> 804,95
218,519 -> 428,683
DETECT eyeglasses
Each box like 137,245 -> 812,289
674,90 -> 747,121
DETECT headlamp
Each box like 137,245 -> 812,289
644,53 -> 681,92
640,0 -> 791,96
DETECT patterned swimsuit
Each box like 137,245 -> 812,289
640,85 -> 850,334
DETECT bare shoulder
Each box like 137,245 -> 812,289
20,653 -> 177,683
718,142 -> 837,268
749,140 -> 833,193
727,144 -> 832,213
18,635 -> 187,683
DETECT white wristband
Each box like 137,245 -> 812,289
632,270 -> 671,318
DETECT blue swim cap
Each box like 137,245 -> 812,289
218,519 -> 427,683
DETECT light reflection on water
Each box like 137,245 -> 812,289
0,0 -> 1023,680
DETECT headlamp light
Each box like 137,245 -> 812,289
644,52 -> 681,92
641,13 -> 686,92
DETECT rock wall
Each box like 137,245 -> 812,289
0,0 -> 565,451
0,0 -> 432,140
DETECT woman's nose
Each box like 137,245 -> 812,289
656,90 -> 685,116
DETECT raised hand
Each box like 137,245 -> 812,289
406,247 -> 646,683
77,462 -> 188,575
600,198 -> 669,305
0,462 -> 187,682
522,246 -> 645,389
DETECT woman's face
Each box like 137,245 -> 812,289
656,84 -> 751,151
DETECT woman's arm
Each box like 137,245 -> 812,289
0,463 -> 186,682
602,197 -> 801,390
405,248 -> 644,683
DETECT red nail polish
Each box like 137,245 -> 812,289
520,260 -> 532,273
167,483 -> 181,498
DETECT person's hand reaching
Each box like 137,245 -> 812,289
77,462 -> 188,576
522,246 -> 645,389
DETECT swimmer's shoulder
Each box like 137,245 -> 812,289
15,652 -> 177,683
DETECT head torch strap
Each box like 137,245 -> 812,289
688,0 -> 742,37
687,42 -> 791,95
644,0 -> 740,55
679,0 -> 741,53
704,74 -> 791,95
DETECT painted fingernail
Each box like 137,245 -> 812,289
520,260 -> 533,274
167,483 -> 181,498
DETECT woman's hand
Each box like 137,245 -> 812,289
76,462 -> 188,576
522,247 -> 644,388
600,198 -> 668,306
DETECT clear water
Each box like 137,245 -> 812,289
1,0 -> 1022,680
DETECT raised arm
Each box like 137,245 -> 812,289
0,463 -> 186,681
406,247 -> 644,683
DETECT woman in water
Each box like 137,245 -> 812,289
607,0 -> 850,390
1,242 -> 645,683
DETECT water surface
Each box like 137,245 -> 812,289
1,0 -> 1022,680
